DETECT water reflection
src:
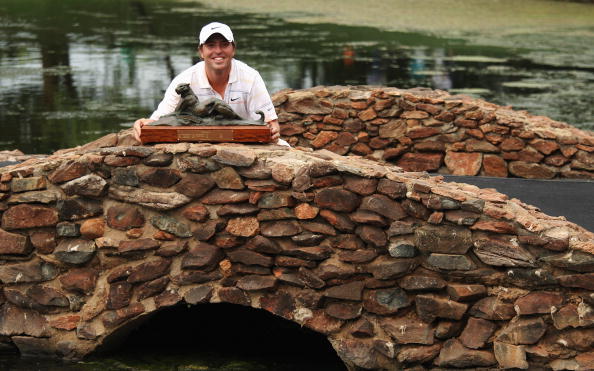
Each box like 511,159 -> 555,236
0,0 -> 593,154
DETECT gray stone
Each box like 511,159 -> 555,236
473,236 -> 535,267
62,174 -> 108,197
7,190 -> 59,204
427,253 -> 475,270
183,285 -> 213,304
367,257 -> 418,280
112,167 -> 139,187
57,198 -> 103,221
542,250 -> 594,272
415,224 -> 472,254
54,239 -> 96,265
11,176 -> 46,193
0,258 -> 58,284
212,148 -> 256,167
363,288 -> 411,315
109,185 -> 192,210
388,241 -> 417,258
150,215 -> 192,238
56,222 -> 80,237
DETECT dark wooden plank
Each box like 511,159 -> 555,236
140,125 -> 272,144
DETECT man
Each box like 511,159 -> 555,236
133,22 -> 283,144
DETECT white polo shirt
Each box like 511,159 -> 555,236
150,59 -> 278,123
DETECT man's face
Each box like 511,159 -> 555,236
199,34 -> 235,73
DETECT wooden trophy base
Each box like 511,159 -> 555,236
140,125 -> 272,144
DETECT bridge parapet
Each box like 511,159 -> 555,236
273,86 -> 594,180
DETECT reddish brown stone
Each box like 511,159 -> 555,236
446,284 -> 487,302
136,276 -> 169,300
435,339 -> 496,368
80,218 -> 104,239
360,194 -> 406,221
260,293 -> 295,320
210,167 -> 243,190
2,204 -> 58,230
358,107 -> 377,121
325,303 -> 361,320
497,317 -> 546,345
224,217 -> 259,237
49,315 -> 80,331
514,291 -> 564,315
494,341 -> 528,369
396,152 -> 443,172
397,344 -> 441,364
314,188 -> 360,212
435,320 -> 463,340
226,248 -> 272,267
324,281 -> 365,301
126,228 -> 143,238
355,225 -> 387,247
181,242 -> 223,270
319,210 -> 355,232
59,268 -> 98,293
118,238 -> 160,254
481,154 -> 508,177
200,189 -> 250,204
459,317 -> 496,349
154,290 -> 181,308
399,275 -> 446,291
29,230 -> 56,254
0,228 -> 31,255
48,161 -> 88,183
106,205 -> 144,231
351,318 -> 375,338
139,168 -> 181,187
236,275 -> 277,291
311,131 -> 338,148
260,220 -> 302,237
500,137 -> 525,151
407,126 -> 440,139
444,152 -> 482,176
531,139 -> 559,155
104,155 -> 140,167
415,295 -> 468,322
377,179 -> 407,199
337,249 -> 378,264
107,282 -> 132,310
470,297 -> 515,320
294,203 -> 319,219
381,313 -> 434,345
509,161 -> 557,179
218,287 -> 250,306
174,173 -> 216,198
304,310 -> 343,334
102,302 -> 145,328
127,258 -> 171,283
558,273 -> 594,290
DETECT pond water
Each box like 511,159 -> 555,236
1,0 -> 593,154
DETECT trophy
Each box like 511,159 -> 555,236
139,83 -> 272,144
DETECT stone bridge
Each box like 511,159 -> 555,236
0,86 -> 593,370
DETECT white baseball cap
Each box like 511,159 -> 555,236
199,22 -> 234,45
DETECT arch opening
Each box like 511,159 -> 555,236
93,303 -> 347,371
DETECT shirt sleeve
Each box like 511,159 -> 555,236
149,77 -> 182,120
247,72 -> 278,122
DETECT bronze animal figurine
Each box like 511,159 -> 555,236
149,83 -> 266,126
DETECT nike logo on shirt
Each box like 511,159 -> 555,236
230,97 -> 240,101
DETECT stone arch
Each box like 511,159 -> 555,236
0,94 -> 593,370
92,301 -> 346,369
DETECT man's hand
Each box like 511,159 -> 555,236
133,118 -> 156,143
267,119 -> 280,142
